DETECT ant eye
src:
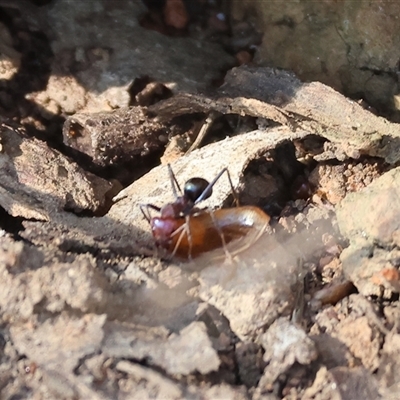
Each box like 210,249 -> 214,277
184,178 -> 212,202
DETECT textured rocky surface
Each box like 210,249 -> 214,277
2,1 -> 400,399
232,1 -> 400,114
25,0 -> 234,115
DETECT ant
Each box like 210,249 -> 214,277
141,165 -> 271,260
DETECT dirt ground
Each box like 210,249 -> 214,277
1,1 -> 400,400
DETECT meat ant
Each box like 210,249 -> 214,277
140,164 -> 271,260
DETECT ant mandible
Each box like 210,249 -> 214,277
141,164 -> 270,260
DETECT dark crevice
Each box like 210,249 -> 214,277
0,206 -> 25,240
0,5 -> 66,153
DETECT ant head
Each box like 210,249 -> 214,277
184,177 -> 212,203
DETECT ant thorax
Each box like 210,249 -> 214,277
160,196 -> 195,219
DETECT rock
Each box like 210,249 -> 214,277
103,321 -> 220,375
310,333 -> 354,370
337,167 -> 400,297
378,331 -> 400,393
258,318 -> 317,388
0,124 -> 112,220
28,0 -> 234,114
337,167 -> 400,244
235,342 -> 263,387
308,160 -> 382,205
312,294 -> 384,373
0,22 -> 21,80
304,366 -> 381,400
0,241 -> 112,323
199,384 -> 249,400
232,2 -> 400,112
10,313 -> 106,372
334,316 -> 381,371
197,236 -> 298,341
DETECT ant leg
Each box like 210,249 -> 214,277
169,216 -> 193,260
168,164 -> 183,199
291,258 -> 306,324
229,220 -> 269,257
140,203 -> 161,222
195,168 -> 240,207
224,168 -> 240,207
208,210 -> 232,262
185,215 -> 193,261
170,223 -> 187,259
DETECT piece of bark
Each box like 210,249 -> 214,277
150,66 -> 400,163
150,91 -> 292,126
0,125 -> 112,220
221,67 -> 400,163
63,67 -> 400,173
311,280 -> 356,307
63,106 -> 168,166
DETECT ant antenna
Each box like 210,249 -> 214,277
140,203 -> 161,222
169,215 -> 194,260
168,164 -> 183,199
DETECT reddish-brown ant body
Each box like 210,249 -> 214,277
141,165 -> 270,259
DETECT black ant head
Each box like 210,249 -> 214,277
184,177 -> 212,203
